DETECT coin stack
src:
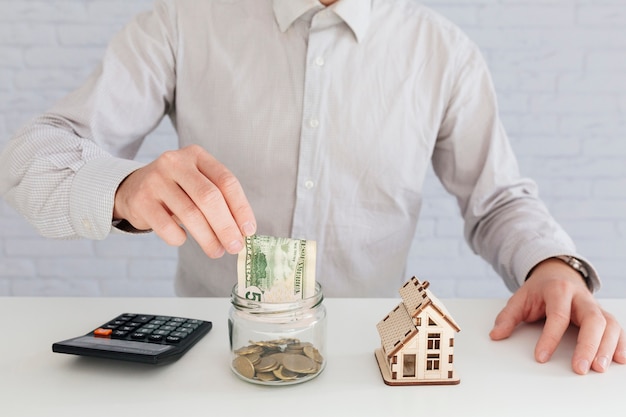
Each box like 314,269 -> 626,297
232,338 -> 324,383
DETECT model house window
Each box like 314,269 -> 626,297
428,333 -> 441,350
427,354 -> 440,370
428,317 -> 437,326
403,354 -> 416,377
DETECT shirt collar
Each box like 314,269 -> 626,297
273,0 -> 371,43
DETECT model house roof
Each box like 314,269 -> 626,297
377,277 -> 460,357
399,277 -> 460,331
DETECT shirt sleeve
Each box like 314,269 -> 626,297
431,37 -> 600,292
0,0 -> 178,240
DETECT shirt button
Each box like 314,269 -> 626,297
309,118 -> 319,128
82,219 -> 92,230
304,180 -> 315,190
315,56 -> 325,66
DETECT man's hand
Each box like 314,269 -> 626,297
113,145 -> 257,258
489,258 -> 626,374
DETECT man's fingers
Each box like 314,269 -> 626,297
614,327 -> 626,365
534,291 -> 571,364
589,310 -> 621,373
132,180 -> 223,257
114,146 -> 256,258
158,145 -> 255,255
175,170 -> 241,253
173,146 -> 255,253
569,301 -> 605,374
144,203 -> 187,247
159,183 -> 227,258
490,293 -> 527,341
195,147 -> 256,237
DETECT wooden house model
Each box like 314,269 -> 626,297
375,277 -> 461,386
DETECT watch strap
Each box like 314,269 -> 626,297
554,255 -> 591,288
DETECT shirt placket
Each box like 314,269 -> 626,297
291,14 -> 332,239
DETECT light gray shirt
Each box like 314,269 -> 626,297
0,0 -> 598,297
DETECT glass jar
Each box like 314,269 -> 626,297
228,283 -> 327,385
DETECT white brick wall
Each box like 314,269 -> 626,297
0,0 -> 624,298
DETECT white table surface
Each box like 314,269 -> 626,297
1,296 -> 624,417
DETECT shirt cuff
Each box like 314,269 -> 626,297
515,246 -> 601,293
70,156 -> 145,240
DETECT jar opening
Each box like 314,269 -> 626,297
231,282 -> 324,313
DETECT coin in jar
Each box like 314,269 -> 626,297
303,345 -> 324,363
273,366 -> 298,381
281,353 -> 318,374
234,345 -> 264,356
256,371 -> 277,382
232,355 -> 256,379
255,356 -> 279,373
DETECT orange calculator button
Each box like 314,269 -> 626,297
94,328 -> 113,338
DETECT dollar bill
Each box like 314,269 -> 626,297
237,235 -> 316,302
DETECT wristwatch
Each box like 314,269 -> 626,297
555,255 -> 590,287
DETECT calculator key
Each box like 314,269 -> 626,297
111,330 -> 128,339
134,315 -> 155,323
148,334 -> 165,343
131,332 -> 148,340
166,336 -> 182,344
137,330 -> 153,336
94,328 -> 112,338
170,332 -> 188,339
152,329 -> 170,336
175,328 -> 191,334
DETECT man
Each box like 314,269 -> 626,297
1,0 -> 624,375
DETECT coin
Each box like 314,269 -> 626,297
303,345 -> 324,363
254,356 -> 279,372
256,371 -> 277,382
245,352 -> 262,365
234,345 -> 264,356
267,352 -> 288,362
286,341 -> 312,350
281,353 -> 317,374
273,366 -> 298,381
232,355 -> 256,379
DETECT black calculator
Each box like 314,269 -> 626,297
52,313 -> 212,365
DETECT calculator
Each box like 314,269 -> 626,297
52,313 -> 212,365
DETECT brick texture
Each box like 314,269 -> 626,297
0,0 -> 624,298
